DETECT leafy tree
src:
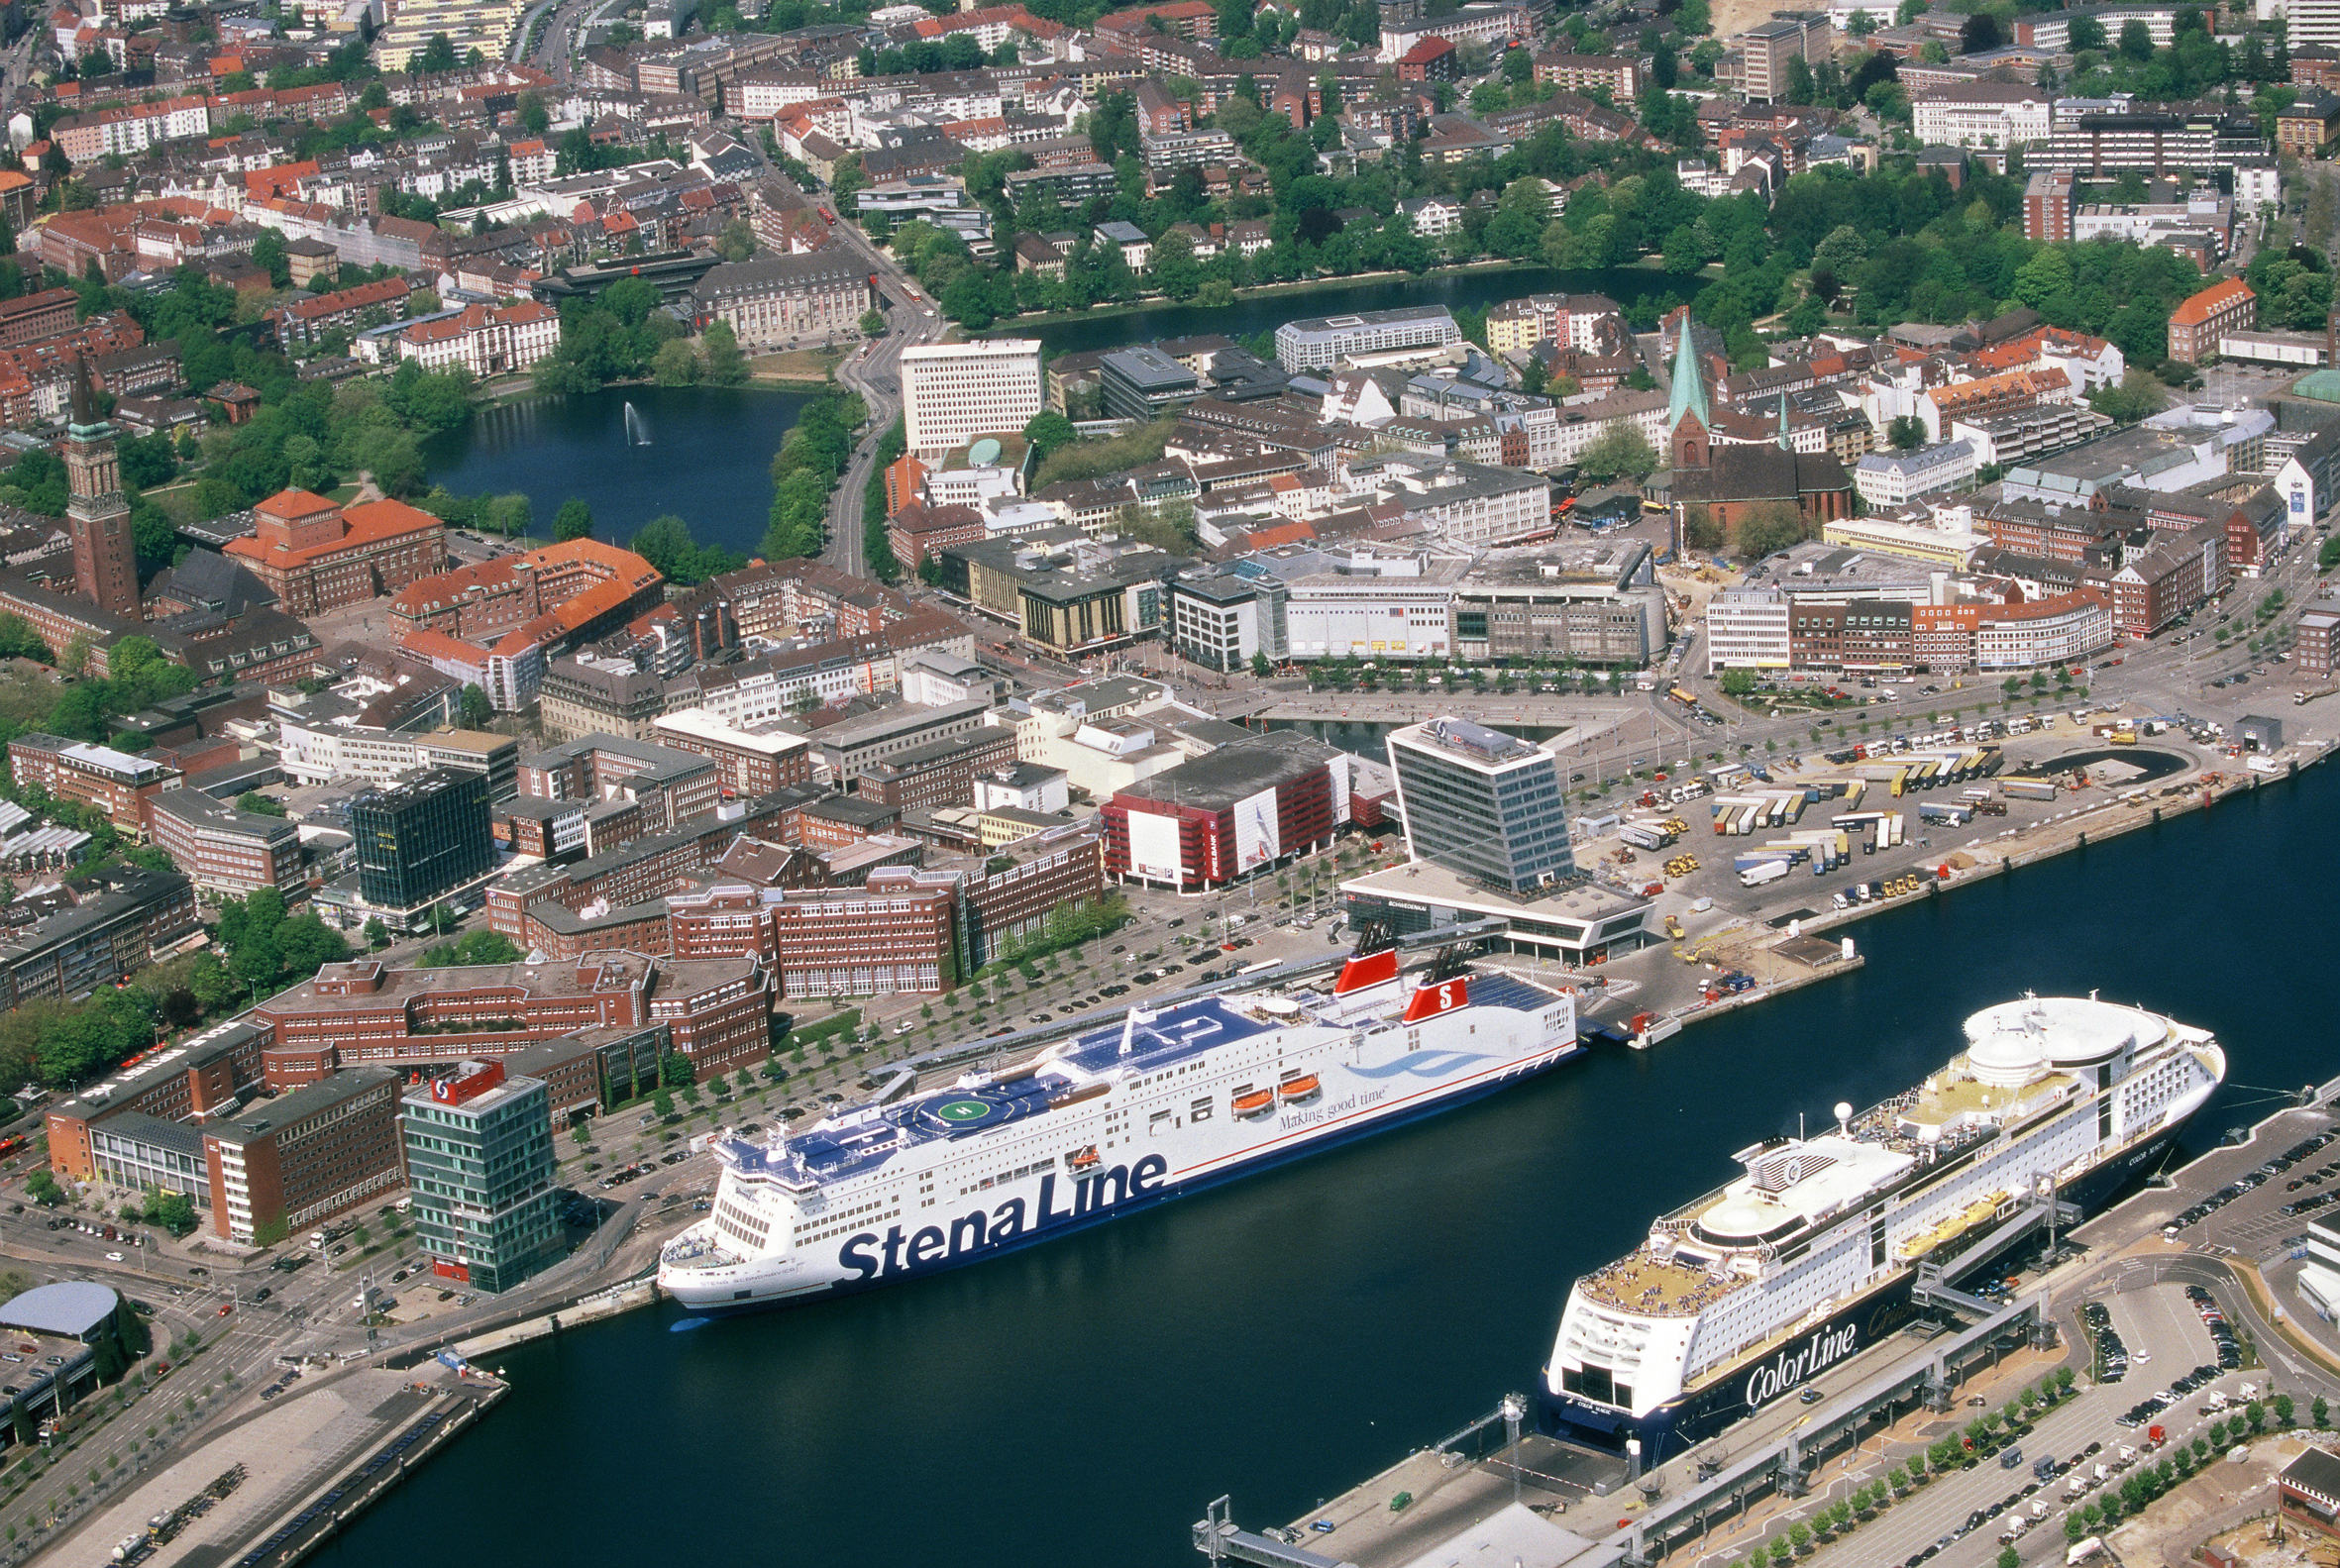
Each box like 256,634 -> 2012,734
631,513 -> 744,584
1023,410 -> 1077,462
415,929 -> 522,968
235,791 -> 286,817
2089,368 -> 2170,424
860,309 -> 887,337
458,683 -> 493,729
652,337 -> 701,386
416,33 -> 458,72
1887,415 -> 1927,450
552,498 -> 594,542
1576,421 -> 1659,481
363,916 -> 389,950
701,321 -> 747,385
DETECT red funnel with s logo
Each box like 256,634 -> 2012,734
1403,976 -> 1469,1022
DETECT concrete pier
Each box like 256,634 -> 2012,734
56,1364 -> 500,1568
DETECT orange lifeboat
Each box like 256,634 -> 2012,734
1231,1087 -> 1277,1119
1067,1145 -> 1101,1171
1277,1073 -> 1322,1104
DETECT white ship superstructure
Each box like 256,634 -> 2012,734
1542,995 -> 2224,1456
660,940 -> 1579,1310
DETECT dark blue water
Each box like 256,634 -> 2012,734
419,385 -> 815,558
1013,264 -> 1691,358
311,766 -> 2335,1568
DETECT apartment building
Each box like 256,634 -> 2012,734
537,655 -> 671,745
518,735 -> 721,832
1735,14 -> 1831,103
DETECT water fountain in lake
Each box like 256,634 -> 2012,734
623,401 -> 651,446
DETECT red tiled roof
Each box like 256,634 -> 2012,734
2170,277 -> 2253,327
227,494 -> 442,570
398,627 -> 490,667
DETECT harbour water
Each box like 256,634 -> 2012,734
308,763 -> 2339,1568
419,384 -> 815,559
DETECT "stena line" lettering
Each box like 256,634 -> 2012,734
837,1154 -> 1170,1281
1744,1320 -> 1860,1411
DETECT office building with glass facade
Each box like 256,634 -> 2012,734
400,1061 -> 560,1294
1385,716 -> 1574,894
349,768 -> 495,914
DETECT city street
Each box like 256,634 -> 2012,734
811,187 -> 946,582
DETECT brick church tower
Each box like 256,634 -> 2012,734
64,358 -> 138,620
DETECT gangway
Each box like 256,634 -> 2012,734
1196,1500 -> 1354,1568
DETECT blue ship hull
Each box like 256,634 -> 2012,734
678,1039 -> 1587,1317
1540,1119 -> 2191,1464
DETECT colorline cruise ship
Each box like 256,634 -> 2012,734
659,934 -> 1579,1310
1542,994 -> 2225,1460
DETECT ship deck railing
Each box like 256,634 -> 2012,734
658,1235 -> 741,1270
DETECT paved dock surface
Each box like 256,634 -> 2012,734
58,1365 -> 487,1568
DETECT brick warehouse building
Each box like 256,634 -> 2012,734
201,1068 -> 404,1244
149,789 -> 306,901
1102,731 -> 1348,891
252,950 -> 773,1085
46,1018 -> 268,1184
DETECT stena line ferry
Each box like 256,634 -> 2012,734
1541,994 -> 2225,1463
657,930 -> 1580,1311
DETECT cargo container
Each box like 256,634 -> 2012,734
1739,859 -> 1791,888
1619,822 -> 1670,850
2001,778 -> 2060,801
1918,801 -> 1971,826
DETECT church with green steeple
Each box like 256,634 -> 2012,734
1662,306 -> 1858,540
1665,309 -> 1711,472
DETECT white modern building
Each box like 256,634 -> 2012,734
1853,439 -> 1977,506
1911,84 -> 2053,148
902,338 -> 1044,456
1282,550 -> 1466,661
1972,593 -> 2114,672
1386,716 -> 1574,894
1274,307 -> 1461,371
1704,585 -> 1792,673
